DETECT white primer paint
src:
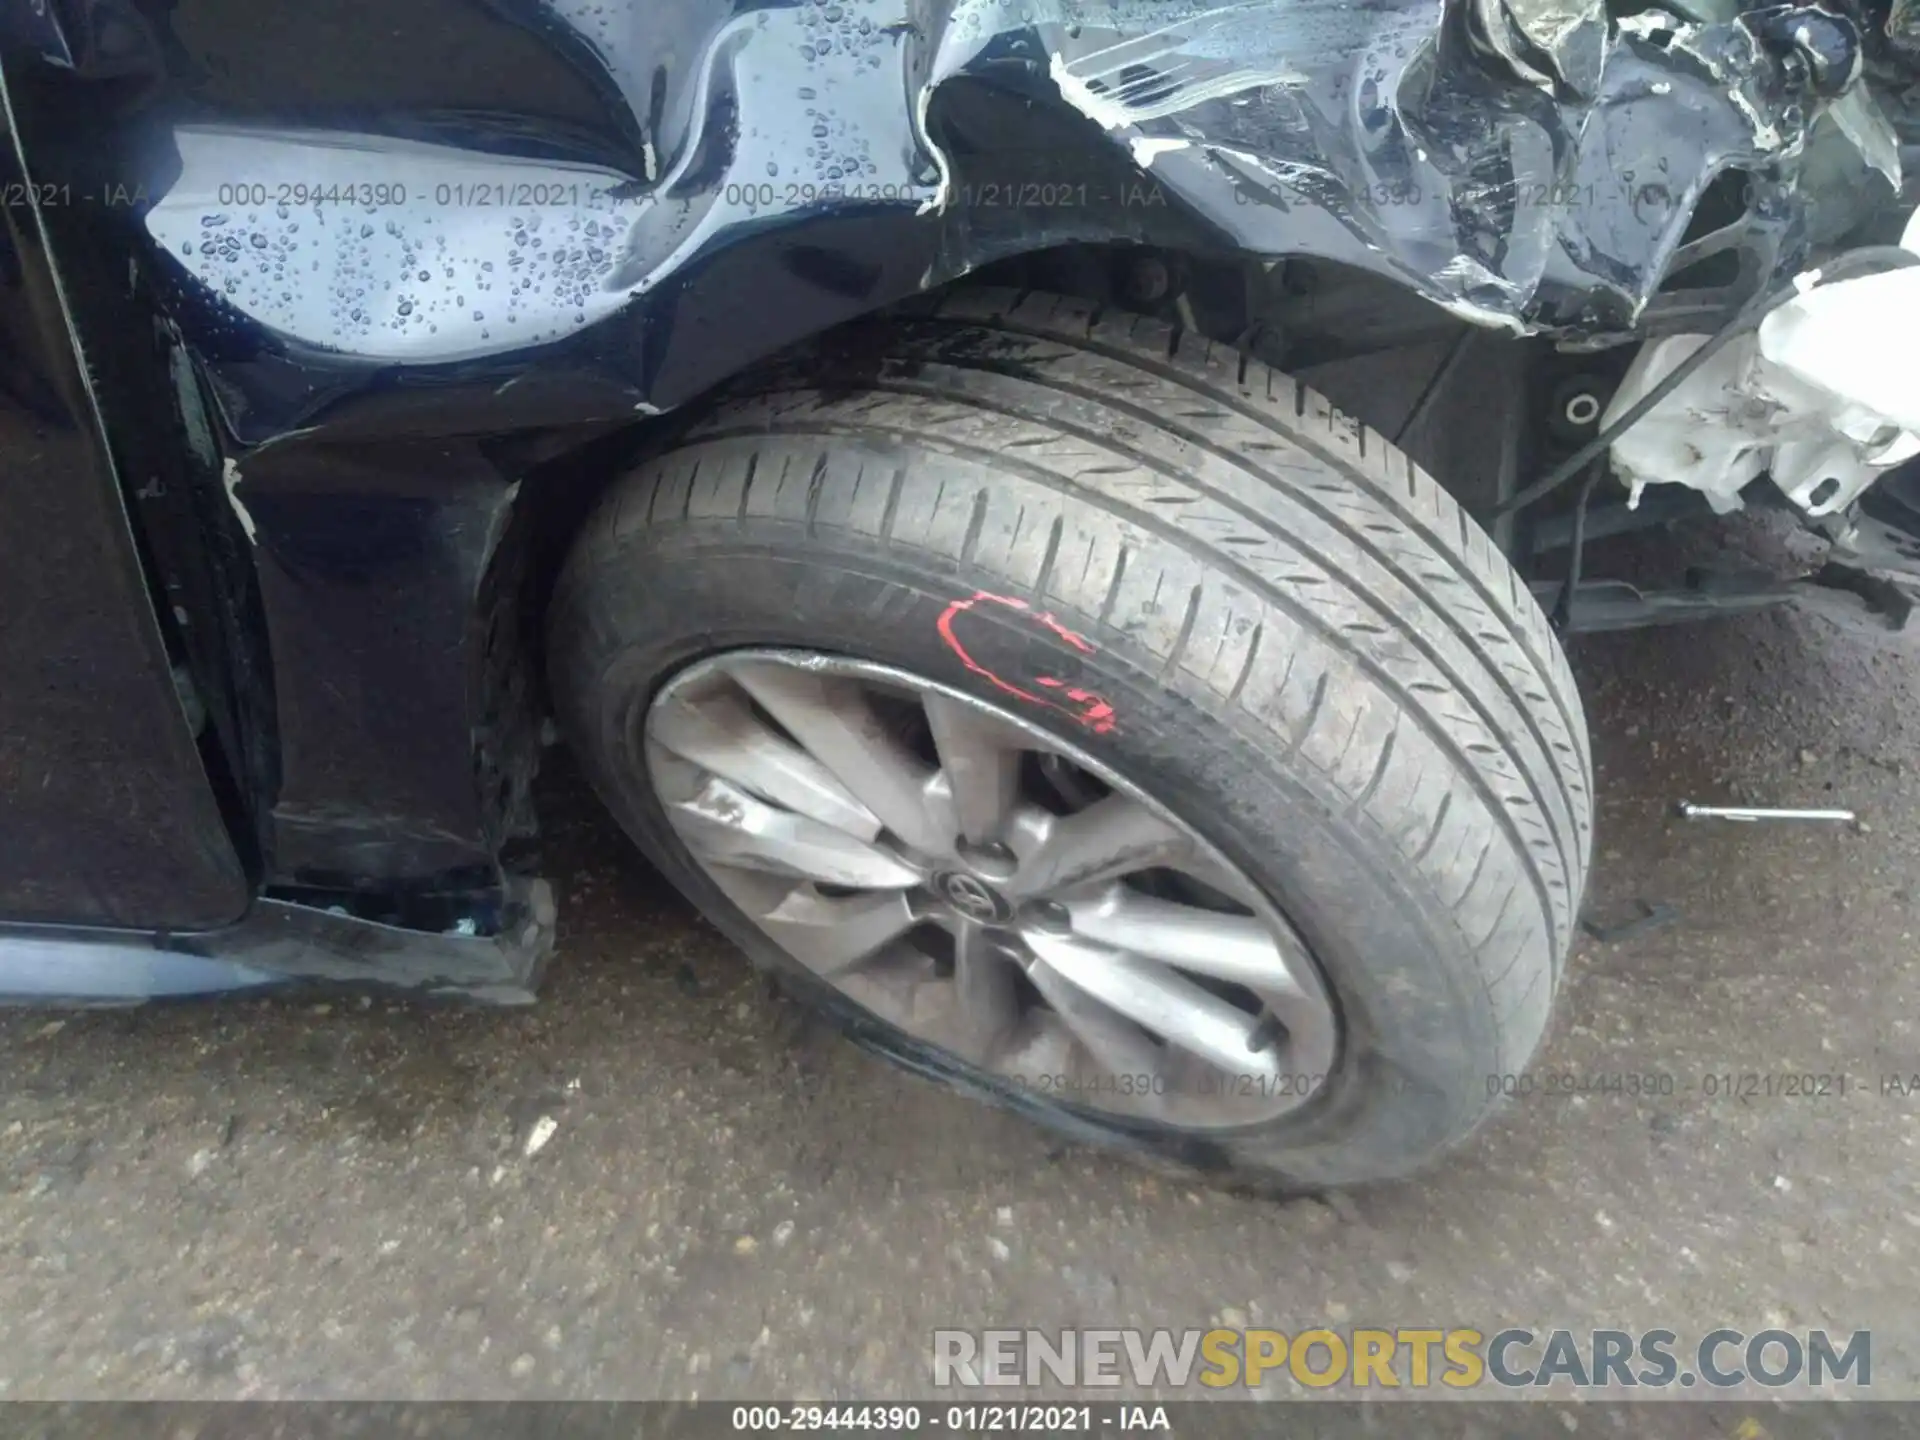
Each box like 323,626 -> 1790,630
1130,136 -> 1191,166
221,457 -> 258,545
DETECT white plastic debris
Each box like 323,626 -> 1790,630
1605,207 -> 1920,516
523,1115 -> 558,1157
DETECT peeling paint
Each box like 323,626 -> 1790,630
914,76 -> 953,217
220,457 -> 257,546
1130,137 -> 1192,167
1048,24 -> 1308,130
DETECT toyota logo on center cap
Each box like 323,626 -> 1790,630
934,870 -> 1014,925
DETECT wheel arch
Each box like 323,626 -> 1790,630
499,246 -> 1528,759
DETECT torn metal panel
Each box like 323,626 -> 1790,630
923,1 -> 1880,333
1466,0 -> 1610,99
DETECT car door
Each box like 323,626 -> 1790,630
0,132 -> 250,932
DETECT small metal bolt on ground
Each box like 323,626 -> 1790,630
1675,800 -> 1858,823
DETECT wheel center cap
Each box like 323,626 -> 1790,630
931,870 -> 1014,925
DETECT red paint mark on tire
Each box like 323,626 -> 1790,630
935,591 -> 1118,735
1034,676 -> 1118,734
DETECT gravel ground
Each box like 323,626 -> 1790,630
3,541 -> 1919,1403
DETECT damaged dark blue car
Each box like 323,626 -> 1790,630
4,0 -> 1918,1184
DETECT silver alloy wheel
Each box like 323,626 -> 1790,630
644,651 -> 1338,1129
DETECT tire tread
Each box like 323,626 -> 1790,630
557,287 -> 1593,1156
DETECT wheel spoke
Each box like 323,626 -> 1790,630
649,689 -> 881,839
1025,956 -> 1167,1093
1024,931 -> 1282,1082
950,920 -> 1020,1056
729,663 -> 949,856
666,776 -> 922,888
1007,794 -> 1190,900
1064,886 -> 1311,999
923,695 -> 1023,846
760,887 -> 918,975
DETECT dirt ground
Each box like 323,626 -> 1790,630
2,524 -> 1918,1404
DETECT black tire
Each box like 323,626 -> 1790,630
547,288 -> 1592,1187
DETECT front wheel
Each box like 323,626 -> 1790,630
547,289 -> 1592,1187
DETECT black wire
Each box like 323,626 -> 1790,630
1392,328 -> 1473,446
1551,460 -> 1606,633
1486,245 -> 1920,523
